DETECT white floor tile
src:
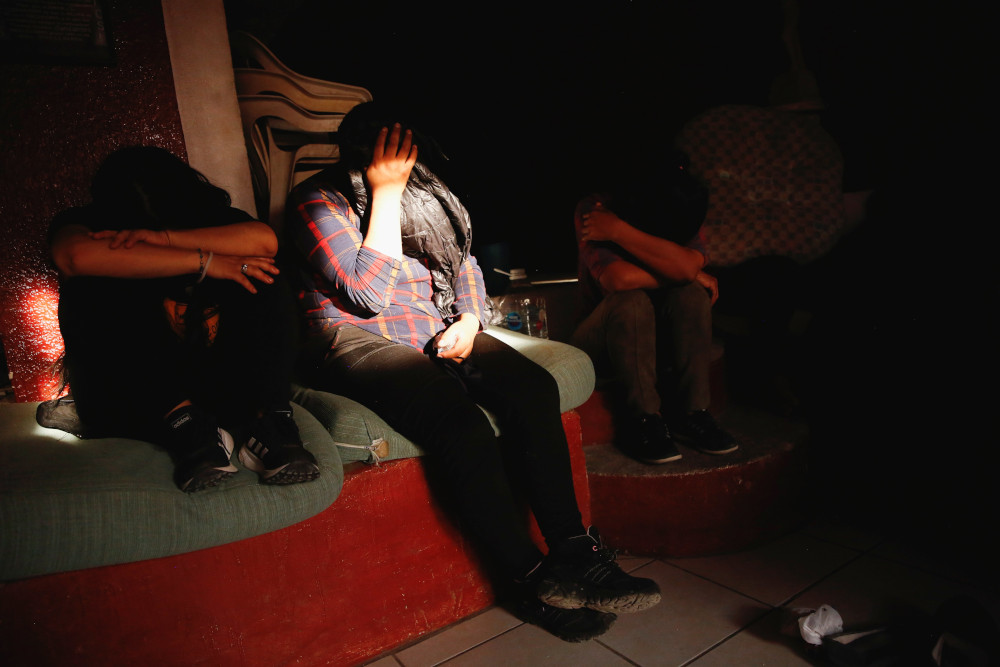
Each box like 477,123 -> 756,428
440,622 -> 634,667
395,607 -> 523,667
367,520 -> 999,667
787,552 -> 1000,631
596,560 -> 771,666
666,531 -> 861,606
686,608 -> 818,666
801,514 -> 885,552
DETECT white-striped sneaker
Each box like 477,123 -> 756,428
239,409 -> 319,485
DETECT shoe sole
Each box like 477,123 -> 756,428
239,447 -> 320,485
179,429 -> 238,493
673,432 -> 739,455
181,467 -> 237,493
639,452 -> 683,464
537,580 -> 662,614
617,445 -> 682,464
261,460 -> 321,485
515,603 -> 617,642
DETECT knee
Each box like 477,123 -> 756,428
524,365 -> 561,413
604,290 -> 655,327
665,282 -> 711,317
431,400 -> 503,460
490,357 -> 562,418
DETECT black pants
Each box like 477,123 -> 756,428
301,323 -> 585,577
64,276 -> 299,442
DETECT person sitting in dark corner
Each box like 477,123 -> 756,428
571,149 -> 739,464
47,146 -> 319,492
286,101 -> 660,642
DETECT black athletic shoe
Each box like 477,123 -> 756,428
515,597 -> 616,642
163,405 -> 238,493
669,410 -> 739,455
239,409 -> 320,485
621,414 -> 682,464
537,527 -> 662,614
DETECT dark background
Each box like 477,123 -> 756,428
224,0 -> 992,281
225,0 -> 947,273
225,0 -> 997,555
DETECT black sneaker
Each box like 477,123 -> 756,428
621,414 -> 682,464
514,597 -> 616,642
239,409 -> 320,485
669,410 -> 739,455
537,527 -> 662,614
163,405 -> 238,493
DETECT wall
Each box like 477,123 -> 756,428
0,0 -> 245,402
163,0 -> 254,214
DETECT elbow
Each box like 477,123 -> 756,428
261,237 -> 279,258
52,243 -> 87,277
346,287 -> 393,315
676,264 -> 702,284
251,223 -> 279,257
676,251 -> 706,284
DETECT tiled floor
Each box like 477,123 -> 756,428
360,511 -> 999,666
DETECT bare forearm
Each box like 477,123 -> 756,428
361,189 -> 404,260
54,230 -> 203,279
598,260 -> 661,292
164,221 -> 277,257
610,224 -> 704,283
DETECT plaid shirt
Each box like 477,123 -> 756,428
290,186 -> 487,351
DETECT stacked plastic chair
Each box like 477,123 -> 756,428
229,31 -> 372,230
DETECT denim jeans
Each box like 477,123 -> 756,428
570,282 -> 713,416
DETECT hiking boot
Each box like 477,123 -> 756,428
239,409 -> 320,485
669,410 -> 739,455
621,414 -> 682,464
163,405 -> 237,493
537,527 -> 662,614
514,597 -> 616,642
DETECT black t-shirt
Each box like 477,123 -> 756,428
49,204 -> 254,431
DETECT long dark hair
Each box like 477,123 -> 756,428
336,101 -> 447,173
90,146 -> 231,230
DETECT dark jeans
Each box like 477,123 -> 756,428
65,276 -> 299,442
300,322 -> 585,577
570,283 -> 713,416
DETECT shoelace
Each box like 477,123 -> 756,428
579,545 -> 626,583
689,411 -> 719,434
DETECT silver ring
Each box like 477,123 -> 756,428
240,263 -> 249,274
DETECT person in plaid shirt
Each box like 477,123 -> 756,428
292,186 -> 488,351
287,105 -> 660,642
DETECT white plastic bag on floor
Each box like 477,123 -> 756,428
797,604 -> 844,645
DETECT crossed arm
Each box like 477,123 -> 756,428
578,201 -> 719,304
50,217 -> 279,293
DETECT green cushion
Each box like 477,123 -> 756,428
291,386 -> 427,463
0,402 -> 343,581
293,329 -> 595,464
484,327 -> 595,412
